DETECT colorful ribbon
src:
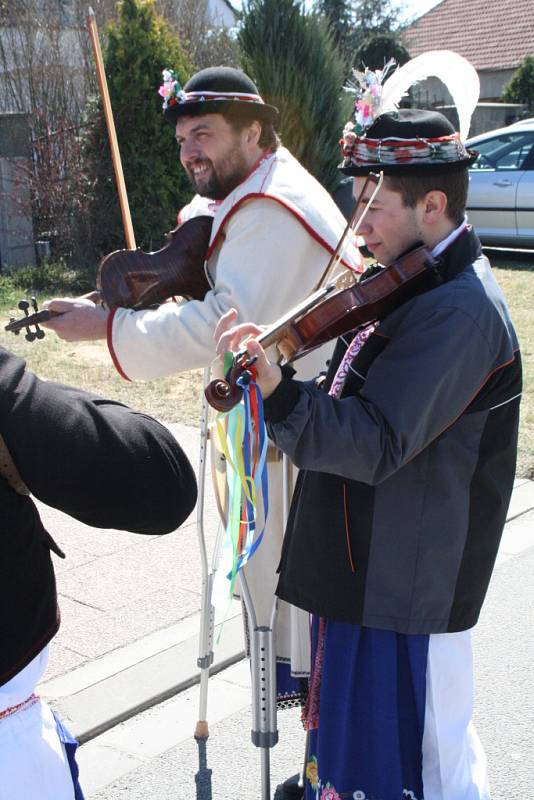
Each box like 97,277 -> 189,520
213,358 -> 269,608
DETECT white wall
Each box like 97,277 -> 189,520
206,0 -> 236,28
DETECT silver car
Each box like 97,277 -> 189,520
466,121 -> 534,248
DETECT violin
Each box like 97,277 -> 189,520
205,243 -> 441,412
4,215 -> 213,340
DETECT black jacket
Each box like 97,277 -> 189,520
0,347 -> 197,685
265,229 -> 521,634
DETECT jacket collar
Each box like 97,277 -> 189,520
437,225 -> 483,283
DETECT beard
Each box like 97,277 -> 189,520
184,141 -> 251,200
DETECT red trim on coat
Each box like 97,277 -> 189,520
206,193 -> 364,273
343,483 -> 356,573
107,307 -> 132,382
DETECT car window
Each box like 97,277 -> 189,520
469,131 -> 534,171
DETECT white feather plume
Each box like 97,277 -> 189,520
380,50 -> 480,140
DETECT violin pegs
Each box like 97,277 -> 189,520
18,299 -> 30,314
25,328 -> 37,342
32,297 -> 45,339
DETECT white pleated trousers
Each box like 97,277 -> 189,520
422,629 -> 491,800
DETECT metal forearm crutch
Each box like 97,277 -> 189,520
240,570 -> 278,800
239,451 -> 294,800
194,367 -> 216,799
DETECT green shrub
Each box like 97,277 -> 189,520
502,55 -> 534,113
1,262 -> 95,299
81,0 -> 193,258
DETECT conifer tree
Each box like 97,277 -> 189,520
315,0 -> 404,69
82,0 -> 191,257
502,56 -> 534,114
354,32 -> 409,71
239,0 -> 348,193
315,0 -> 353,64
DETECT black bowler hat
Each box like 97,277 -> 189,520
340,108 -> 478,176
159,66 -> 279,124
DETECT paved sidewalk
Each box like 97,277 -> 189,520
83,527 -> 534,799
34,423 -> 534,794
38,422 -> 245,742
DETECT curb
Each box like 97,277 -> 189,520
41,611 -> 245,744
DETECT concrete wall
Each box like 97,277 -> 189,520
0,113 -> 35,268
479,69 -> 516,101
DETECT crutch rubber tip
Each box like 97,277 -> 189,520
194,720 -> 209,739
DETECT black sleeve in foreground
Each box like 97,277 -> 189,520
0,348 -> 197,534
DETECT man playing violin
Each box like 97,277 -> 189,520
41,65 -> 362,778
215,99 -> 522,798
0,344 -> 197,799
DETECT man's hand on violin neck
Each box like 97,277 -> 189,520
244,339 -> 282,400
215,308 -> 282,400
41,298 -> 109,342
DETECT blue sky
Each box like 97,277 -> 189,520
396,0 -> 441,22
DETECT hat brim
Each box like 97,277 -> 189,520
340,149 -> 479,176
164,98 -> 279,125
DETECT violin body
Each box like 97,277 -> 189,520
282,244 -> 440,360
205,244 -> 441,411
4,216 -> 214,341
97,214 -> 213,309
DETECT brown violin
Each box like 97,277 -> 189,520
205,243 -> 441,411
4,215 -> 213,339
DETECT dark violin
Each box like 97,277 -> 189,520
96,214 -> 212,308
205,243 -> 441,411
4,215 -> 213,339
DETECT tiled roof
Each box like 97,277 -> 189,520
402,0 -> 534,71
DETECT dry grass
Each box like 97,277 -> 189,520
490,253 -> 534,479
1,252 -> 533,477
0,305 -> 205,425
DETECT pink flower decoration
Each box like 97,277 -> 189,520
320,786 -> 341,800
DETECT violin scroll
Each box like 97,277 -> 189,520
204,356 -> 258,412
5,298 -> 54,341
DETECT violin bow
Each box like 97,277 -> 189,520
313,170 -> 384,291
86,7 -> 136,250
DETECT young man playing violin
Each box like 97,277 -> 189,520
215,103 -> 522,799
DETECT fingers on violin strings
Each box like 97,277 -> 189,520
213,307 -> 239,343
216,323 -> 263,358
246,339 -> 276,378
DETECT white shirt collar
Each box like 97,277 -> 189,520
431,217 -> 468,258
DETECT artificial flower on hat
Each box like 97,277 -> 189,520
339,50 -> 481,175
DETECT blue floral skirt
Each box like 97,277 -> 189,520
305,618 -> 429,800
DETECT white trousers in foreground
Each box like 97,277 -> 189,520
0,647 -> 75,800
